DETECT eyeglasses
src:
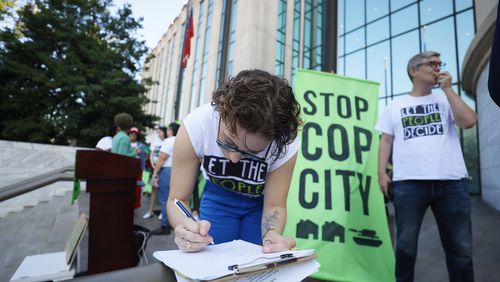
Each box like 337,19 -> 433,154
216,119 -> 270,161
415,61 -> 446,69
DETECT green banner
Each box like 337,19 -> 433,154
284,69 -> 395,282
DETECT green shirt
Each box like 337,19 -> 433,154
111,131 -> 136,157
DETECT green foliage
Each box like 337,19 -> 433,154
0,0 -> 158,147
0,0 -> 15,20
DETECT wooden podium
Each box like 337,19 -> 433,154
75,150 -> 140,275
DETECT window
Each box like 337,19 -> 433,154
456,10 -> 474,72
367,41 -> 391,99
367,16 -> 389,46
303,0 -> 323,71
345,28 -> 365,53
189,0 -> 206,112
198,0 -> 213,106
225,0 -> 238,79
215,0 -> 227,88
455,0 -> 473,12
291,0 -> 301,83
275,0 -> 287,76
391,4 -> 418,36
337,56 -> 345,75
391,31 -> 419,94
391,0 -> 414,12
162,37 -> 176,121
345,0 -> 364,32
345,50 -> 365,80
419,0 -> 453,25
367,0 -> 389,22
338,0 -> 345,35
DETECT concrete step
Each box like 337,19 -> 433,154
47,194 -> 79,250
0,181 -> 74,218
0,188 -> 79,282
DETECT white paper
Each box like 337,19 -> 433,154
174,260 -> 320,282
232,259 -> 320,282
153,240 -> 316,281
10,251 -> 75,282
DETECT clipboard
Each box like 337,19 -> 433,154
154,240 -> 318,282
211,254 -> 317,282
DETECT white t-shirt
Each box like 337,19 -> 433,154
375,93 -> 468,181
130,141 -> 138,149
183,104 -> 300,197
150,139 -> 163,164
159,137 -> 176,167
95,136 -> 112,151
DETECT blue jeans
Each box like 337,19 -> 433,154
392,179 -> 474,282
200,181 -> 263,245
157,167 -> 171,227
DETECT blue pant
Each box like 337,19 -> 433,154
392,179 -> 474,282
200,181 -> 263,245
157,167 -> 171,227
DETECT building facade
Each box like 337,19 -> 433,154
142,0 -> 499,210
462,0 -> 500,210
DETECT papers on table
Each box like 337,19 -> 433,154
9,252 -> 75,282
154,239 -> 320,281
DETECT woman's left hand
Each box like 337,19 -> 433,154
262,229 -> 296,253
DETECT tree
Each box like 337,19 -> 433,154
0,0 -> 158,147
0,0 -> 15,21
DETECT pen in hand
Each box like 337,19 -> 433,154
174,198 -> 214,245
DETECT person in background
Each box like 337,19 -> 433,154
129,127 -> 150,210
95,136 -> 112,152
376,51 -> 477,282
143,125 -> 168,219
112,113 -> 142,209
111,113 -> 135,157
95,124 -> 116,151
129,127 -> 149,171
167,69 -> 302,253
151,122 -> 180,235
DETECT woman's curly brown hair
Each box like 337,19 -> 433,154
212,69 -> 302,159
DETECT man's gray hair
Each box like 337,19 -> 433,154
407,51 -> 441,81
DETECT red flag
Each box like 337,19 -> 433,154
181,8 -> 194,68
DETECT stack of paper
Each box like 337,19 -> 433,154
153,240 -> 320,281
9,252 -> 75,282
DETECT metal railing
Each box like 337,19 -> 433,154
0,165 -> 75,202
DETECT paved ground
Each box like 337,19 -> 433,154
413,196 -> 500,282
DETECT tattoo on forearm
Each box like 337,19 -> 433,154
261,210 -> 279,237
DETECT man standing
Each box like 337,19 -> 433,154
376,51 -> 477,282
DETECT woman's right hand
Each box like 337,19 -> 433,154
174,218 -> 213,252
152,174 -> 159,187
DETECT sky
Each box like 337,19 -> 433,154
112,0 -> 185,50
